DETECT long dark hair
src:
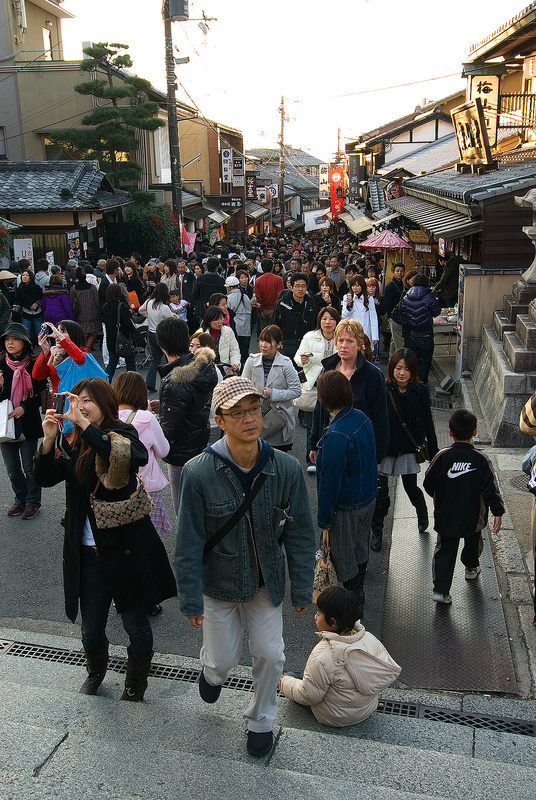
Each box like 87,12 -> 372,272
349,275 -> 369,309
386,348 -> 420,386
150,282 -> 170,309
69,377 -> 119,482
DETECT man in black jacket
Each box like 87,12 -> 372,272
271,272 -> 319,358
382,262 -> 405,352
190,257 -> 225,320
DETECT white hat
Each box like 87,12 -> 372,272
225,276 -> 239,288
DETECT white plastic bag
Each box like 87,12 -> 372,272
0,399 -> 16,443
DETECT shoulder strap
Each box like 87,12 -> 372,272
388,390 -> 421,451
203,470 -> 268,559
126,410 -> 136,424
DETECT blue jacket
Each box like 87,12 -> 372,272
398,285 -> 440,331
175,443 -> 316,615
316,407 -> 378,528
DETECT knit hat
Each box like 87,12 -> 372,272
224,276 -> 239,288
212,376 -> 262,412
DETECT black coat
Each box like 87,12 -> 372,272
0,354 -> 45,440
15,282 -> 42,319
158,348 -> 218,466
33,421 -> 177,621
190,271 -> 226,319
101,300 -> 137,353
385,383 -> 438,458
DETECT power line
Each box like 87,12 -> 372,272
292,72 -> 462,104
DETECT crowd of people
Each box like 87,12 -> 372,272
0,233 -> 509,758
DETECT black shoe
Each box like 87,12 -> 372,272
148,604 -> 163,616
146,386 -> 156,393
198,670 -> 222,704
246,730 -> 273,757
370,531 -> 382,551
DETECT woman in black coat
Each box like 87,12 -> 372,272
101,283 -> 138,382
14,269 -> 43,343
372,348 -> 438,551
0,322 -> 46,519
34,376 -> 177,701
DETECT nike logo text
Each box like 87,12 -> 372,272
447,463 -> 476,479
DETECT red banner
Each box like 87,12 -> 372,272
329,168 -> 344,219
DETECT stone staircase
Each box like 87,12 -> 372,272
473,279 -> 536,445
1,628 -> 536,800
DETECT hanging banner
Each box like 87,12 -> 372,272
221,147 -> 232,185
181,223 -> 196,254
45,251 -> 54,268
469,75 -> 499,147
347,155 -> 360,202
319,163 -> 329,200
66,230 -> 80,262
246,175 -> 257,200
329,167 -> 344,220
13,238 -> 34,267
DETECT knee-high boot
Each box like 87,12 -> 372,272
80,641 -> 109,695
413,491 -> 429,534
120,647 -> 153,702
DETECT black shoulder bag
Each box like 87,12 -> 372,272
115,304 -> 136,358
203,471 -> 268,560
388,391 -> 429,463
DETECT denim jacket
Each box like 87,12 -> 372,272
316,406 -> 378,528
175,445 -> 316,616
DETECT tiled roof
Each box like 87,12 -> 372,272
248,162 -> 318,196
403,162 -> 536,204
0,161 -> 133,212
246,148 -> 324,167
379,134 -> 460,176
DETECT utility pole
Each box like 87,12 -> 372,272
333,127 -> 344,166
163,0 -> 183,223
278,96 -> 286,236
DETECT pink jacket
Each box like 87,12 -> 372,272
118,409 -> 170,492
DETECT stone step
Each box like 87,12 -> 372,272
503,330 -> 536,372
502,294 -> 529,323
516,313 -> 536,350
493,309 -> 516,342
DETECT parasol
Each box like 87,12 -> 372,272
359,230 -> 412,283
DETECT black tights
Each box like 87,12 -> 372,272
400,473 -> 424,506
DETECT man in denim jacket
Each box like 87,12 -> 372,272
175,377 -> 316,758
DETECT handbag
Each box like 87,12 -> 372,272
0,398 -> 16,442
22,303 -> 42,317
261,400 -> 287,439
115,304 -> 136,358
89,474 -> 153,529
313,529 -> 338,604
390,301 -> 408,326
293,386 -> 317,413
127,290 -> 140,311
388,391 -> 429,463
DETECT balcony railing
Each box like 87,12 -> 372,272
498,93 -> 536,129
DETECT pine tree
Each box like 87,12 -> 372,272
51,43 -> 165,186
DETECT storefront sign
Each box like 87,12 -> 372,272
232,156 -> 245,187
347,155 -> 360,202
220,196 -> 243,211
451,98 -> 494,166
13,238 -> 33,266
408,230 -> 429,243
438,238 -> 446,257
414,243 -> 432,253
469,75 -> 499,147
66,230 -> 80,262
246,175 -> 257,200
221,147 -> 232,185
329,167 -> 344,220
256,186 -> 268,203
319,163 -> 329,200
267,185 -> 278,199
45,251 -> 54,267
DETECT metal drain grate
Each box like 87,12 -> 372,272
510,475 -> 530,492
376,700 -> 535,737
3,640 -> 535,736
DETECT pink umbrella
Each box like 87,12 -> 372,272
359,230 -> 412,282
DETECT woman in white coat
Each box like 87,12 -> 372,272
294,306 -> 340,472
242,324 -> 301,451
197,305 -> 240,376
341,275 -> 378,346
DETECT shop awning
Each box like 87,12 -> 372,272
387,196 -> 483,240
345,215 -> 374,235
245,201 -> 268,221
183,205 -> 210,222
208,208 -> 230,224
371,212 -> 401,227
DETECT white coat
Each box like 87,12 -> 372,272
196,324 -> 241,374
227,286 -> 252,337
279,624 -> 401,727
341,293 -> 379,342
294,329 -> 336,392
242,350 -> 301,445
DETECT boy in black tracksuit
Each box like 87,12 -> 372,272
423,409 -> 504,604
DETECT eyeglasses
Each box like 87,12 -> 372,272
219,404 -> 262,420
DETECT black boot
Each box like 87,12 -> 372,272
414,492 -> 429,534
80,641 -> 109,695
344,568 -> 366,620
120,647 -> 153,702
370,523 -> 383,552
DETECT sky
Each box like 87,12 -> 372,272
61,0 -> 528,162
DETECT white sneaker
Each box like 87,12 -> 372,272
432,591 -> 452,604
306,465 -> 316,474
465,566 -> 481,580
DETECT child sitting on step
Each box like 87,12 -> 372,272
278,586 -> 401,727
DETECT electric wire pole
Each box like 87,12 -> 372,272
163,0 -> 183,223
278,96 -> 286,236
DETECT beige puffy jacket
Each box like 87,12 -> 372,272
279,624 -> 401,727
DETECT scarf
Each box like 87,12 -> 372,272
5,354 -> 33,408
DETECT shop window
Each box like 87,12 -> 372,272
0,128 -> 6,159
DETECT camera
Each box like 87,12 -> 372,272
41,324 -> 48,334
52,394 -> 66,414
